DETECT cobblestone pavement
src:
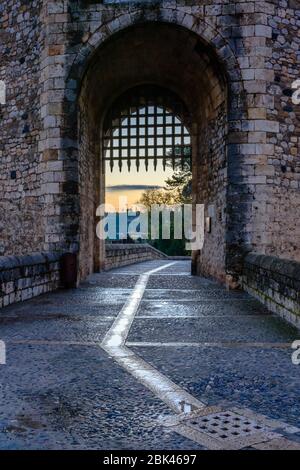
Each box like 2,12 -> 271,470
0,260 -> 299,450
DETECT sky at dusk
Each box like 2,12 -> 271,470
105,161 -> 174,210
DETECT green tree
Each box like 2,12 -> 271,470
164,163 -> 192,203
164,146 -> 192,202
139,188 -> 179,208
138,150 -> 192,256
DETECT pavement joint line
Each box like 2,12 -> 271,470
98,272 -> 192,276
98,273 -> 192,276
137,314 -> 275,318
145,288 -> 248,292
126,341 -> 293,348
100,261 -> 206,414
3,340 -> 292,349
82,286 -> 237,292
6,339 -> 102,346
142,300 -> 260,302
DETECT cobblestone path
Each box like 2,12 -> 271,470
0,260 -> 299,449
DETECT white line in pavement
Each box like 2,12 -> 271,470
101,262 -> 206,414
100,263 -> 299,449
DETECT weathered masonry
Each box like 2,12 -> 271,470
0,1 -> 299,325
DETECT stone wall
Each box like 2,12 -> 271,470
242,253 -> 300,329
265,2 -> 300,260
78,88 -> 97,281
0,0 -> 44,256
196,101 -> 228,283
0,252 -> 61,309
105,243 -> 168,270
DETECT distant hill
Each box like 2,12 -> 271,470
106,185 -> 162,191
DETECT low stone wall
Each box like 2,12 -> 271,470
105,243 -> 168,271
242,253 -> 300,329
0,253 -> 61,308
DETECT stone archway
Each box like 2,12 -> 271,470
75,20 -> 243,283
41,10 -> 248,286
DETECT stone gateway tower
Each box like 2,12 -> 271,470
0,1 -> 299,325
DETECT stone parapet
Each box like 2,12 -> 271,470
242,253 -> 300,329
0,252 -> 61,309
105,243 -> 168,270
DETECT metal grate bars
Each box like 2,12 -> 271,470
103,87 -> 191,172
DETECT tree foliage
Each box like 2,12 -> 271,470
138,154 -> 192,256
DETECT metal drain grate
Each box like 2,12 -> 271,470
184,411 -> 268,441
167,407 -> 298,450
